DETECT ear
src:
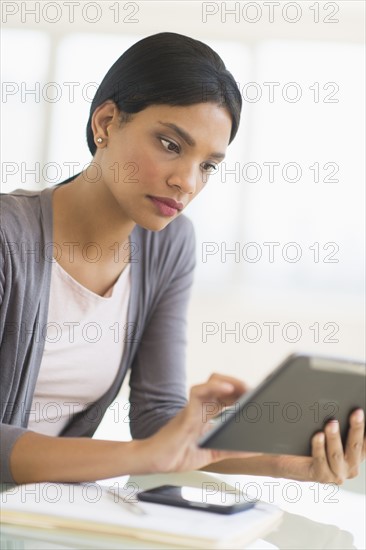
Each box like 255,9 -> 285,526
91,100 -> 120,144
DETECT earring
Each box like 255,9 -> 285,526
96,137 -> 103,143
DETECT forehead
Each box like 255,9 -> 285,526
133,103 -> 232,150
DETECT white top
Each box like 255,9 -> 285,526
28,260 -> 131,436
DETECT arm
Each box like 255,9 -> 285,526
8,430 -> 151,484
200,455 -> 284,476
128,217 -> 196,437
7,375 -> 257,484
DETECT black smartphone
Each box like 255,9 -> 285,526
137,485 -> 256,514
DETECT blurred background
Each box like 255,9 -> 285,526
1,2 -> 365,404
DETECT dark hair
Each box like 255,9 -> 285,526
86,32 -> 242,156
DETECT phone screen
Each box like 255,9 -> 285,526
137,485 -> 256,514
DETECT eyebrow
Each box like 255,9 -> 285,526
157,121 -> 226,161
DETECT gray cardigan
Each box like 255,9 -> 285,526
0,183 -> 195,483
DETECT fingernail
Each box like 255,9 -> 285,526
354,409 -> 364,423
222,383 -> 235,392
328,420 -> 339,434
317,433 -> 325,444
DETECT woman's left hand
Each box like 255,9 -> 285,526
277,409 -> 365,484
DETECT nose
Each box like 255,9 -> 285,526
166,162 -> 197,195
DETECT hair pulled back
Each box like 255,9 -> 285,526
86,32 -> 242,155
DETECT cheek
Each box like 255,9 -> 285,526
133,149 -> 165,188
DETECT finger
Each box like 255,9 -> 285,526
345,409 -> 364,470
189,380 -> 241,424
311,432 -> 329,481
208,373 -> 248,396
325,420 -> 346,484
191,379 -> 240,405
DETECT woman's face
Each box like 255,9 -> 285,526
92,102 -> 232,231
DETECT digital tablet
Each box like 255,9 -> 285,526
198,353 -> 366,456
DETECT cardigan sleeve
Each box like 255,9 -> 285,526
0,226 -> 29,483
128,217 -> 196,438
0,425 -> 29,483
0,227 -> 4,308
0,197 -> 52,484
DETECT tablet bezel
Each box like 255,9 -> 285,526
198,353 -> 366,456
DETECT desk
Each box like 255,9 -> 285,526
1,468 -> 365,549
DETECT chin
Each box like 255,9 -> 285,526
135,216 -> 175,232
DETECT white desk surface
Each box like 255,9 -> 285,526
1,467 -> 365,549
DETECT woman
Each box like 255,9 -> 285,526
1,33 -> 364,485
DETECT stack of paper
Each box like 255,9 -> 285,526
1,482 -> 283,549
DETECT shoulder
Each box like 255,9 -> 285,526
131,215 -> 196,283
0,188 -> 46,240
155,214 -> 195,252
133,214 -> 195,262
0,188 -> 53,281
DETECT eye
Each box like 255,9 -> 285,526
160,137 -> 180,154
201,162 -> 219,174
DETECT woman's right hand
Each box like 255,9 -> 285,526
141,373 -> 261,474
8,374 -> 258,484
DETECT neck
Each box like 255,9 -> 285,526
52,172 -> 136,259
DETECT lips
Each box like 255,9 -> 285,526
148,196 -> 184,217
149,196 -> 184,211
